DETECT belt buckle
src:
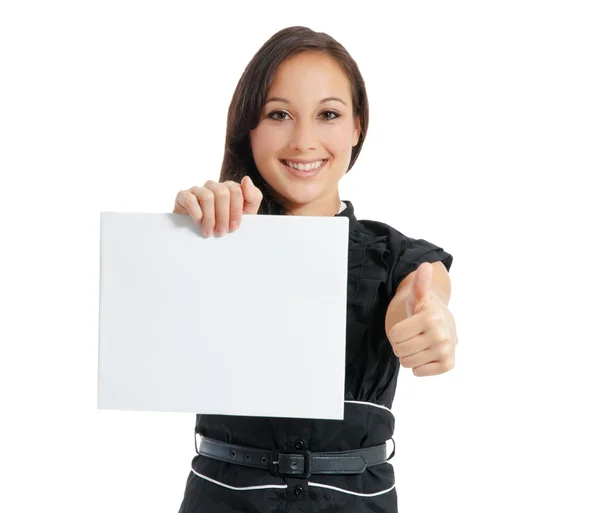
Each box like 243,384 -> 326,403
269,450 -> 312,479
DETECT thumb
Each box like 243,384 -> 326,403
241,176 -> 263,214
406,262 -> 433,316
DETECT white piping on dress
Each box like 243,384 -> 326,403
344,400 -> 395,418
191,464 -> 395,496
308,478 -> 396,497
190,468 -> 287,491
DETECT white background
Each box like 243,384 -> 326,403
1,1 -> 599,511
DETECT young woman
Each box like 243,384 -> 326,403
174,25 -> 457,513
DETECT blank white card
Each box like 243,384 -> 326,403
98,212 -> 349,420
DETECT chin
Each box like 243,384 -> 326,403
276,187 -> 323,208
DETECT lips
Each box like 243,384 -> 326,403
282,159 -> 327,172
280,159 -> 328,178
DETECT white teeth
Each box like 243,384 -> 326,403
284,160 -> 325,171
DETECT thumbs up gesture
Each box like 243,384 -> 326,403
387,262 -> 458,377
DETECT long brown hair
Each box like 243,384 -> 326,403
218,26 -> 369,215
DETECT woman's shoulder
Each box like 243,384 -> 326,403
355,216 -> 408,240
364,216 -> 451,260
339,201 -> 409,242
339,201 -> 453,273
353,214 -> 454,293
351,214 -> 418,254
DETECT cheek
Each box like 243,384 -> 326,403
251,125 -> 285,161
320,124 -> 356,155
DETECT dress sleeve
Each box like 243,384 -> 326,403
389,234 -> 453,296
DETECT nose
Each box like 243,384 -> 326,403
289,118 -> 317,152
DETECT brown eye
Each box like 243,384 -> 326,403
320,110 -> 340,121
268,110 -> 290,121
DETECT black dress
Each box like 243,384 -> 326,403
177,201 -> 453,513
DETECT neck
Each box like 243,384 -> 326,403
284,196 -> 342,217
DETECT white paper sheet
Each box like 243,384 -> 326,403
98,212 -> 348,420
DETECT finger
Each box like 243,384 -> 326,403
223,181 -> 243,231
193,184 -> 216,236
410,263 -> 433,313
174,190 -> 204,225
388,310 -> 428,345
392,333 -> 428,358
413,360 -> 452,377
241,176 -> 263,215
204,181 -> 230,236
400,347 -> 433,369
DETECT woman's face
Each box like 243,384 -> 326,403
249,51 -> 360,215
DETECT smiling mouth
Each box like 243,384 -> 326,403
280,159 -> 328,172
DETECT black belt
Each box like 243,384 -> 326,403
195,434 -> 396,479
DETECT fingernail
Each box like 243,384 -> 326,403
230,221 -> 238,232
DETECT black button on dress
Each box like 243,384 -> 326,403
178,201 -> 453,513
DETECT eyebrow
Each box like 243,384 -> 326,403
265,96 -> 348,107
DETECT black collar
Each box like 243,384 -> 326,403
335,200 -> 360,232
